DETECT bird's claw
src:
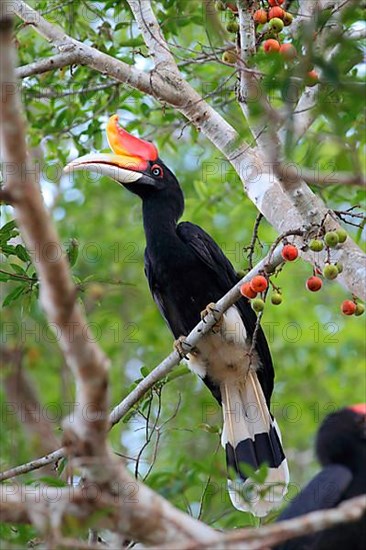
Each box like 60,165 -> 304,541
174,335 -> 190,359
200,302 -> 223,333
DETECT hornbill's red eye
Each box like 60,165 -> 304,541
151,164 -> 163,178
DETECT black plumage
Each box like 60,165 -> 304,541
275,406 -> 366,549
66,118 -> 289,516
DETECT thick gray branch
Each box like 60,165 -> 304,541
10,2 -> 366,298
15,51 -> 78,78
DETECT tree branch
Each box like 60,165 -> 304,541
301,168 -> 366,188
0,448 -> 65,481
0,8 -> 214,545
0,248 -> 285,481
15,51 -> 79,78
237,0 -> 283,155
278,87 -> 318,145
10,0 -> 171,100
10,3 -> 366,298
1,0 -> 111,486
127,0 -> 178,71
169,495 -> 366,549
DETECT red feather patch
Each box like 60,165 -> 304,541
349,403 -> 366,416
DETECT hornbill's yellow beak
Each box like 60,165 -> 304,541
64,114 -> 159,185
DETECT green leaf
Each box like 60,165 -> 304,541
0,271 -> 10,282
66,238 -> 79,267
2,285 -> 26,307
15,244 -> 30,262
140,365 -> 150,377
10,263 -> 28,277
0,244 -> 16,256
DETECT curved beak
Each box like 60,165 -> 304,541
64,153 -> 144,184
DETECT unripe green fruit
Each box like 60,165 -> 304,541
335,262 -> 343,274
252,298 -> 265,312
283,12 -> 294,26
269,17 -> 284,32
226,21 -> 239,33
271,292 -> 283,305
324,231 -> 339,248
323,264 -> 338,280
222,50 -> 237,63
336,228 -> 348,243
309,239 -> 324,252
355,303 -> 365,316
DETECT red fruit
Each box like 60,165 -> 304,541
341,300 -> 356,316
253,9 -> 268,24
250,275 -> 268,293
268,0 -> 284,5
281,244 -> 298,262
263,39 -> 281,53
306,276 -> 322,292
279,43 -> 297,60
306,70 -> 319,87
269,6 -> 285,19
240,282 -> 257,299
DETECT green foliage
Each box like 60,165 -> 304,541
0,0 -> 365,546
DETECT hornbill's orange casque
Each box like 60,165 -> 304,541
275,404 -> 366,549
65,114 -> 289,516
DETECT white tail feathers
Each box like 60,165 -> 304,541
221,372 -> 289,517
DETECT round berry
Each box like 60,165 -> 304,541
268,0 -> 284,6
279,43 -> 297,60
335,261 -> 343,274
309,239 -> 324,252
253,9 -> 268,24
271,292 -> 283,305
324,231 -> 339,248
336,228 -> 348,243
222,50 -> 237,64
281,244 -> 298,261
263,38 -> 281,53
263,38 -> 280,53
269,6 -> 285,19
240,282 -> 257,299
306,70 -> 319,87
226,20 -> 239,33
341,300 -> 356,316
269,17 -> 284,32
250,275 -> 268,293
306,276 -> 323,292
323,264 -> 338,280
252,298 -> 265,312
283,12 -> 294,26
355,303 -> 365,317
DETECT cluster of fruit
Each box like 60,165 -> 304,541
240,229 -> 364,316
257,0 -> 319,86
305,228 -> 347,289
216,0 -> 319,87
254,0 -> 295,58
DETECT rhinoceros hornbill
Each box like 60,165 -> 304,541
65,114 -> 289,516
274,404 -> 366,549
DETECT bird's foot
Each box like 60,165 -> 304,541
200,302 -> 223,334
174,335 -> 192,359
